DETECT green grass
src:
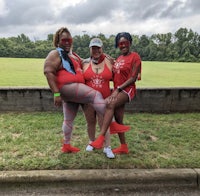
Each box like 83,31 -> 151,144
0,57 -> 200,87
141,61 -> 200,87
0,58 -> 200,170
0,112 -> 199,170
0,58 -> 48,87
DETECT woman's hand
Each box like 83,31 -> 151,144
54,96 -> 62,107
107,90 -> 119,103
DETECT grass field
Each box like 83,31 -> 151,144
0,58 -> 200,170
0,112 -> 199,170
0,57 -> 200,87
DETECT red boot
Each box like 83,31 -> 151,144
113,144 -> 129,154
61,144 -> 80,153
90,135 -> 105,149
110,122 -> 130,134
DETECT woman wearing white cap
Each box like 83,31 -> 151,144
82,38 -> 115,158
91,32 -> 142,154
44,27 -> 129,154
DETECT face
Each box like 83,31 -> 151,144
118,37 -> 130,55
90,46 -> 103,59
58,32 -> 73,52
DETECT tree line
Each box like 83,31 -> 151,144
0,27 -> 200,62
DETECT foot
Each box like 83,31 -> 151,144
113,144 -> 129,154
90,135 -> 105,149
61,144 -> 80,153
103,147 -> 115,159
86,144 -> 94,152
110,122 -> 130,134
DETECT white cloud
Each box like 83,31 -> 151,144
0,0 -> 9,17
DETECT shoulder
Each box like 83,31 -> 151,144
105,53 -> 115,65
46,49 -> 59,59
82,60 -> 90,72
72,52 -> 82,62
130,52 -> 141,66
44,49 -> 61,70
82,57 -> 90,64
131,52 -> 141,59
104,58 -> 113,71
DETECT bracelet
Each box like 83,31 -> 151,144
117,86 -> 122,92
54,92 -> 60,97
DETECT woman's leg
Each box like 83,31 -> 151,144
82,104 -> 96,151
61,101 -> 80,153
101,93 -> 129,136
60,83 -> 106,115
114,105 -> 126,144
91,92 -> 129,149
112,106 -> 129,154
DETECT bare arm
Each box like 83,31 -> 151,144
44,50 -> 61,93
44,50 -> 63,107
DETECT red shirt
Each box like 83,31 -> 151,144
113,52 -> 141,99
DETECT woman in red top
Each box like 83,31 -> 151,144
82,38 -> 115,158
44,28 -> 106,153
44,28 -> 129,154
91,32 -> 142,154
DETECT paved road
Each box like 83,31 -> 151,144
0,183 -> 200,196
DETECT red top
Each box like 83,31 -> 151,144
56,53 -> 85,90
83,63 -> 112,99
113,52 -> 141,99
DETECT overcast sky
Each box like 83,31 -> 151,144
0,0 -> 200,40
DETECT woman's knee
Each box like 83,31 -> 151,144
106,102 -> 115,110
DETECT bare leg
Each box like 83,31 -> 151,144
91,92 -> 129,149
82,104 -> 96,142
60,83 -> 106,115
82,104 -> 112,148
114,105 -> 126,144
100,93 -> 129,136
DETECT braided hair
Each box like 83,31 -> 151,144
115,32 -> 132,48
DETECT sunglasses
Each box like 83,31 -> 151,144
118,40 -> 130,48
60,38 -> 73,44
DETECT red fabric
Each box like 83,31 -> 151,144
83,63 -> 112,99
113,52 -> 141,99
56,54 -> 85,90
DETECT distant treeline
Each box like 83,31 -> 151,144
0,27 -> 200,62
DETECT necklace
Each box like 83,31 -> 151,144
92,62 -> 103,74
95,67 -> 101,74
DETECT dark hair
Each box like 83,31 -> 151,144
53,27 -> 71,47
115,32 -> 132,48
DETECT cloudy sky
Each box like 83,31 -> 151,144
0,0 -> 200,40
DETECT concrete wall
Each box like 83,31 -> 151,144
0,87 -> 200,113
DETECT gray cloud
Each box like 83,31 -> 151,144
0,0 -> 200,39
0,0 -> 54,26
56,0 -> 120,24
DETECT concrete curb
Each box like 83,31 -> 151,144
0,169 -> 199,188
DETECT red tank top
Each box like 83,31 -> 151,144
83,63 -> 112,99
56,54 -> 85,90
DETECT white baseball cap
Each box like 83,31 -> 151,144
89,38 -> 103,48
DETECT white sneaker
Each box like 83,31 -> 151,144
103,147 -> 115,159
86,144 -> 94,152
